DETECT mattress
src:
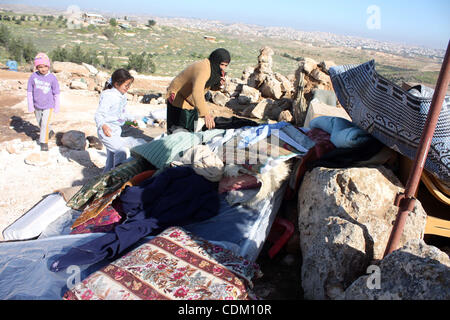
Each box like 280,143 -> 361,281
0,182 -> 286,300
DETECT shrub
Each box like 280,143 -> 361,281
51,46 -> 69,62
109,18 -> 117,27
0,24 -> 11,46
22,40 -> 37,63
127,52 -> 155,73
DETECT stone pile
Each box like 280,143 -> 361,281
217,47 -> 337,125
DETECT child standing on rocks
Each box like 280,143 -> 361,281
27,52 -> 60,151
95,68 -> 141,173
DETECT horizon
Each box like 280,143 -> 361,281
0,0 -> 449,50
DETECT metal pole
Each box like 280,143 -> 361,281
383,39 -> 450,257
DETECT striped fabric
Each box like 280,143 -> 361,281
131,130 -> 225,169
330,60 -> 450,183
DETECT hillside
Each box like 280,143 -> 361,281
0,7 -> 443,88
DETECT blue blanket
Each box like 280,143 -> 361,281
330,60 -> 450,183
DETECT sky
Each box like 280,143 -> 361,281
1,0 -> 449,49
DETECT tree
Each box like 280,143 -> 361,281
127,52 -> 155,73
69,45 -> 85,64
102,51 -> 114,70
8,37 -> 25,62
22,40 -> 37,63
50,46 -> 69,62
0,24 -> 11,46
103,28 -> 115,41
109,18 -> 117,27
147,20 -> 156,27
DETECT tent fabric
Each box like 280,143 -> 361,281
329,60 -> 450,183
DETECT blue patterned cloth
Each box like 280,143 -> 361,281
330,60 -> 450,183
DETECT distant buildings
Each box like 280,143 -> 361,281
82,13 -> 106,25
203,35 -> 216,42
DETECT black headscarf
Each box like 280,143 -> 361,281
205,48 -> 231,90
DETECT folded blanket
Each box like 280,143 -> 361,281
309,116 -> 373,148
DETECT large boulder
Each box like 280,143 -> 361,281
342,240 -> 450,300
53,61 -> 90,77
298,166 -> 427,299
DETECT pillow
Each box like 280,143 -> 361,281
63,227 -> 262,300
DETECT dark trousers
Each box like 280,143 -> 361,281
166,101 -> 198,133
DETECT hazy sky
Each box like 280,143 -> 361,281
1,0 -> 449,49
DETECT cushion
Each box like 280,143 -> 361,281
63,227 -> 262,300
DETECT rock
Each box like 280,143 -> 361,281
343,240 -> 450,300
53,61 -> 90,77
274,72 -> 293,97
319,60 -> 336,75
5,141 -> 21,154
251,98 -> 274,119
224,80 -> 240,97
61,130 -> 86,150
311,69 -> 331,84
82,63 -> 99,76
278,110 -> 293,123
86,136 -> 103,150
24,152 -> 51,166
239,85 -> 261,104
70,79 -> 88,90
95,71 -> 109,87
242,67 -> 254,82
259,75 -> 283,100
298,57 -> 318,75
129,69 -> 138,77
248,46 -> 274,88
298,166 -> 427,300
54,71 -> 71,85
212,91 -> 230,107
238,95 -> 251,105
242,105 -> 255,117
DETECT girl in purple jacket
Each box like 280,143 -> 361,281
27,53 -> 60,151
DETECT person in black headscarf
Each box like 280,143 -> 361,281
165,48 -> 231,132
